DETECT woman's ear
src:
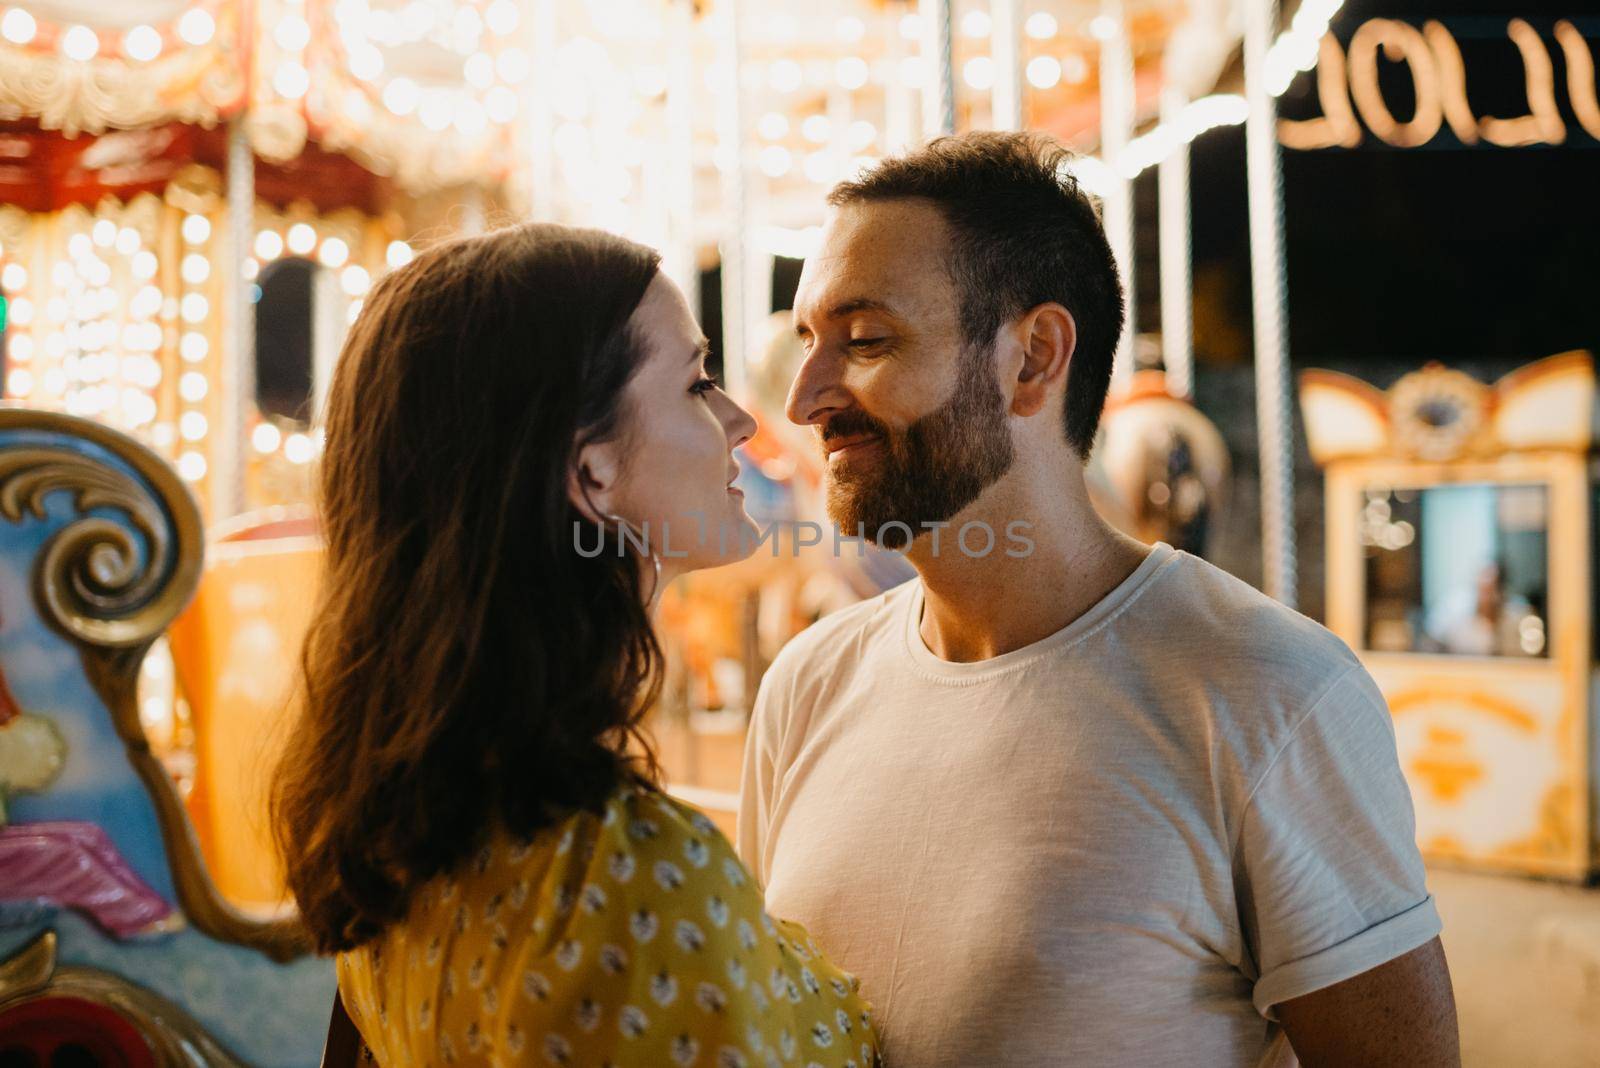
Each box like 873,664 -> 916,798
1011,303 -> 1077,419
567,439 -> 622,524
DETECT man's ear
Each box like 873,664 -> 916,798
1011,303 -> 1077,419
567,438 -> 622,523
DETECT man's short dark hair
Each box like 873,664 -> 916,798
827,131 -> 1125,458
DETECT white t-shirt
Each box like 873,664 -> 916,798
738,543 -> 1440,1067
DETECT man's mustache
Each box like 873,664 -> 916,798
819,409 -> 891,445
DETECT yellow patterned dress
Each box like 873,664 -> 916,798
337,784 -> 880,1068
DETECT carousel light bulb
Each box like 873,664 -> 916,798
835,57 -> 870,90
180,411 -> 208,441
124,24 -> 162,62
181,253 -> 211,283
349,44 -> 383,81
496,47 -> 530,84
383,77 -> 420,116
180,332 -> 207,362
69,233 -> 92,259
1088,15 -> 1118,41
8,336 -> 32,362
6,369 -> 34,397
962,10 -> 992,38
92,220 -> 115,246
131,285 -> 163,319
1,263 -> 25,290
963,56 -> 995,90
835,16 -> 865,43
463,51 -> 494,89
318,238 -> 349,268
179,371 -> 208,402
7,297 -> 30,325
758,145 -> 792,178
116,227 -> 140,255
898,14 -> 923,41
242,257 -> 259,280
178,8 -> 216,47
274,15 -> 311,52
123,389 -> 157,426
181,293 -> 208,323
418,91 -> 452,131
284,432 -> 314,464
452,98 -> 487,136
1,8 -> 37,45
803,151 -> 836,184
1026,55 -> 1061,89
274,61 -> 310,99
386,240 -> 413,268
800,115 -> 831,143
485,0 -> 519,36
1025,12 -> 1059,39
181,214 -> 211,245
62,25 -> 99,62
847,120 -> 877,151
485,86 -> 517,123
254,230 -> 284,260
252,422 -> 282,454
177,451 -> 207,481
757,113 -> 789,141
768,59 -> 803,93
285,223 -> 316,255
340,265 -> 370,296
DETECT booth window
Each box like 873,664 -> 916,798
254,257 -> 317,425
1362,482 -> 1550,658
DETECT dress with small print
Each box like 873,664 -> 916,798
337,784 -> 881,1068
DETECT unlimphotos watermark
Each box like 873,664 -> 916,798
574,515 -> 1035,560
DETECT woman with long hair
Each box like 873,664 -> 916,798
272,223 -> 879,1066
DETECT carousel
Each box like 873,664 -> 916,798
0,0 -> 1345,1061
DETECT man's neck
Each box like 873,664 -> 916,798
906,465 -> 1151,663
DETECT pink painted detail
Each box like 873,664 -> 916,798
0,821 -> 177,939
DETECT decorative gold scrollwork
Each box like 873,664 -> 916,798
0,407 -> 312,961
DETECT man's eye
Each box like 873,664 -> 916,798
848,338 -> 886,349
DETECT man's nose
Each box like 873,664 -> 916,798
785,346 -> 848,427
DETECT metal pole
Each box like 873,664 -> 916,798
1245,0 -> 1296,606
991,0 -> 1024,131
717,0 -> 749,396
527,0 -> 557,219
1100,0 -> 1137,390
220,118 -> 253,518
1158,83 -> 1193,399
665,0 -> 698,313
920,0 -> 956,137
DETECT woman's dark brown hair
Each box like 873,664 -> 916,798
272,223 -> 664,953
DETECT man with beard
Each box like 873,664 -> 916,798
737,133 -> 1458,1067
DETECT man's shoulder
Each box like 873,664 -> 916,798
757,581 -> 912,697
1141,550 -> 1363,702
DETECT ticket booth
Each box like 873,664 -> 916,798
1301,352 -> 1596,880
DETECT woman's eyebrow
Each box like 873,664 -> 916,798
687,338 -> 712,365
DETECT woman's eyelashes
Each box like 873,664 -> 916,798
690,372 -> 720,397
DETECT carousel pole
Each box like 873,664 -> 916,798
1244,0 -> 1297,606
1158,82 -> 1193,399
717,0 -> 750,396
219,118 -> 253,518
665,0 -> 699,313
920,0 -> 956,137
990,0 -> 1024,131
1099,0 -> 1137,391
527,0 -> 558,220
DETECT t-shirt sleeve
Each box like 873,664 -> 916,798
1234,664 -> 1442,1019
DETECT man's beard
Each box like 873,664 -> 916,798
822,344 -> 1016,550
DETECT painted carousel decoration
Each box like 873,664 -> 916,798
1301,351 -> 1597,880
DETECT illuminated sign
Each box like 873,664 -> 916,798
1281,19 -> 1600,149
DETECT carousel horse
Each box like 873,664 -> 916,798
0,408 -> 333,1065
